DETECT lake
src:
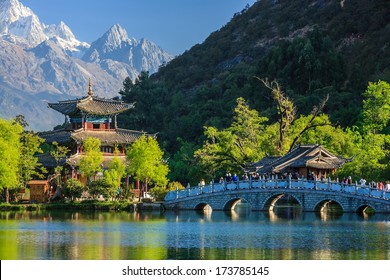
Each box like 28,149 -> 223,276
1,206 -> 390,260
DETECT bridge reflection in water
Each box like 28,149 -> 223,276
164,178 -> 390,214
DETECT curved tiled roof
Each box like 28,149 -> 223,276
38,129 -> 72,144
253,144 -> 349,174
37,154 -> 66,168
39,128 -> 156,146
48,96 -> 134,116
70,128 -> 155,145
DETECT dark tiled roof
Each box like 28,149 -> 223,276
251,155 -> 280,170
39,128 -> 154,146
38,129 -> 72,144
48,96 -> 134,116
254,144 -> 348,174
70,128 -> 154,145
37,154 -> 66,168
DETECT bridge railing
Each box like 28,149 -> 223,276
164,177 -> 390,201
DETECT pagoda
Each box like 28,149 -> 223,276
251,144 -> 351,179
39,79 -> 154,183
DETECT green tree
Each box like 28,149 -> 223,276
79,137 -> 103,183
62,179 -> 84,201
337,132 -> 390,182
104,148 -> 126,199
118,72 -> 168,135
258,78 -> 296,153
259,78 -> 332,154
18,131 -> 46,188
359,80 -> 390,134
126,135 -> 169,198
168,139 -> 202,186
50,141 -> 69,189
338,81 -> 390,181
88,179 -> 112,200
0,119 -> 23,202
195,97 -> 270,176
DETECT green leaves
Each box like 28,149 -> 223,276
360,80 -> 390,134
79,137 -> 103,181
19,131 -> 46,187
104,149 -> 126,190
126,135 -> 169,187
0,119 -> 22,194
62,179 -> 84,201
195,97 -> 269,175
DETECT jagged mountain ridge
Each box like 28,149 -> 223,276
0,0 -> 173,130
83,24 -> 173,80
0,0 -> 88,53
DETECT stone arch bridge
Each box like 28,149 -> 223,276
163,179 -> 390,214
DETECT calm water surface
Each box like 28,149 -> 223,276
1,207 -> 390,260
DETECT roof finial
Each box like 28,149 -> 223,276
88,78 -> 93,96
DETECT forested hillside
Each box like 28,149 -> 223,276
117,0 -> 390,183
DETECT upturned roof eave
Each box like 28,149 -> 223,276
48,96 -> 135,116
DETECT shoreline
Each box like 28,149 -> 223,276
0,201 -> 165,212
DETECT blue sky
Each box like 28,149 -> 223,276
21,0 -> 256,55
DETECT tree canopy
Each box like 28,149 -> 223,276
104,148 -> 126,193
126,135 -> 169,192
0,119 -> 23,202
195,97 -> 269,177
79,137 -> 103,182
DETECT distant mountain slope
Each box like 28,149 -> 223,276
154,0 -> 389,89
118,0 -> 390,153
0,0 -> 173,130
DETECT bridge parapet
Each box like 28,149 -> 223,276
165,178 -> 390,203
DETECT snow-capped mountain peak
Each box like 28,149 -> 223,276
0,0 -> 173,131
45,21 -> 75,42
100,24 -> 132,53
0,0 -> 34,24
0,0 -> 89,52
43,21 -> 90,55
82,23 -> 173,74
0,0 -> 46,45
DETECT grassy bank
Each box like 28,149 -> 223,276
0,200 -> 138,212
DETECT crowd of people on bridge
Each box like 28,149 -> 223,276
196,171 -> 390,192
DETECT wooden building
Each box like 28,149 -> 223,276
252,144 -> 350,179
28,180 -> 49,203
39,80 -> 154,186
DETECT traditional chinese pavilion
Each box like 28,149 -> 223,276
39,80 -> 154,183
251,144 -> 350,179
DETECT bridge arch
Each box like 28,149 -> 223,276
262,193 -> 303,211
223,197 -> 251,211
314,199 -> 344,213
356,204 -> 376,214
194,202 -> 212,212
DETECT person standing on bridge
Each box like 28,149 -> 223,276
226,173 -> 232,183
